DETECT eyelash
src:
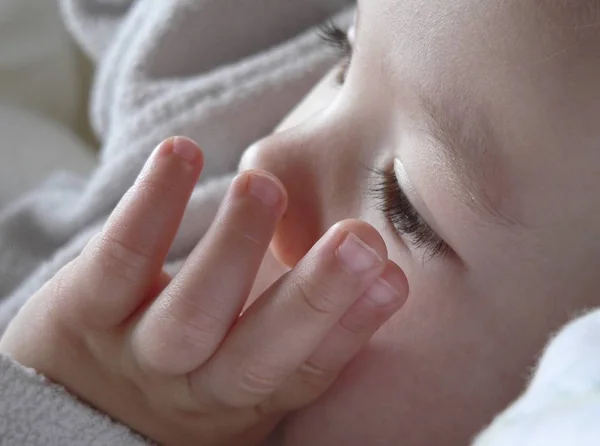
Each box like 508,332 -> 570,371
369,168 -> 451,260
317,21 -> 353,85
319,23 -> 449,260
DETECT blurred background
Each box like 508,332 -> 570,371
0,0 -> 97,207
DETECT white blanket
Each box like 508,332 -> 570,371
0,0 -> 353,327
474,308 -> 600,446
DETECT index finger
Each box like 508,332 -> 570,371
69,137 -> 203,328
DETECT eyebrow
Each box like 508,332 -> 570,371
418,91 -> 519,226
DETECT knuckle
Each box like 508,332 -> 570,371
223,222 -> 262,246
292,279 -> 338,316
210,366 -> 279,409
165,298 -> 225,348
338,310 -> 371,336
95,233 -> 150,280
295,360 -> 338,396
236,366 -> 280,402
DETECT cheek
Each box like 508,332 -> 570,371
363,201 -> 481,338
387,247 -> 466,330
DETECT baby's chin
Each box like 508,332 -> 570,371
245,247 -> 290,309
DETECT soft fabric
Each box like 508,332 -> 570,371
0,0 -> 96,206
0,0 -> 353,443
0,0 -> 88,132
0,0 -> 354,315
472,308 -> 600,446
0,354 -> 149,445
0,105 -> 96,207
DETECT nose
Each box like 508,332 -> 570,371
240,119 -> 362,268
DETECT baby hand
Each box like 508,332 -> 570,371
0,137 -> 408,446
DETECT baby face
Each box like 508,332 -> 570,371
242,1 -> 600,445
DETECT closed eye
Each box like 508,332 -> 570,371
369,167 -> 452,260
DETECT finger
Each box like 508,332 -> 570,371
69,137 -> 203,328
276,261 -> 408,409
195,220 -> 394,408
132,170 -> 287,375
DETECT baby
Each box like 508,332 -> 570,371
3,0 -> 600,445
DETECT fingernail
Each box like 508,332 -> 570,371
248,173 -> 281,207
365,279 -> 402,306
336,233 -> 382,273
171,136 -> 200,163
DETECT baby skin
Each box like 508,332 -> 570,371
0,137 -> 408,445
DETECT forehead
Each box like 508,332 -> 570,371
355,0 -> 600,223
357,0 -> 600,120
358,0 -> 579,100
